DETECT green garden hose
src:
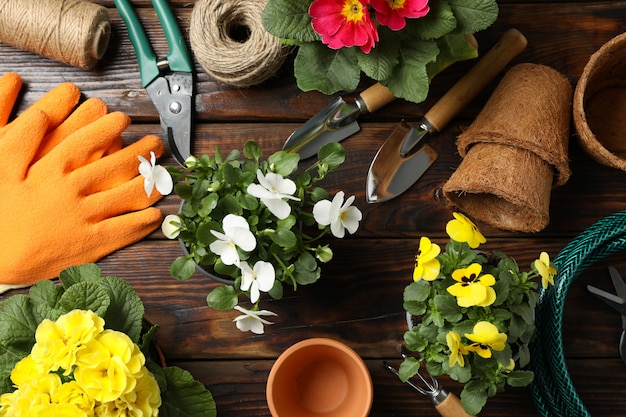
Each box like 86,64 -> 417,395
530,210 -> 626,416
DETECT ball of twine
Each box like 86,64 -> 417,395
190,0 -> 289,87
0,0 -> 111,70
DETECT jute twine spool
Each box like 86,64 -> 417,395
0,0 -> 111,70
574,32 -> 626,171
189,0 -> 288,87
443,63 -> 573,232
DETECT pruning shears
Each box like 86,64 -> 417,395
587,266 -> 626,364
114,0 -> 193,165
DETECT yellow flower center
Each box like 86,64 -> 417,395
342,0 -> 365,22
389,0 -> 407,10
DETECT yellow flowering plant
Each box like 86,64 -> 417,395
0,264 -> 216,417
400,212 -> 556,415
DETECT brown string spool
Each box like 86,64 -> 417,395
443,63 -> 573,233
0,0 -> 111,70
189,0 -> 288,87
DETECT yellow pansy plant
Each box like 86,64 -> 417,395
400,212 -> 556,415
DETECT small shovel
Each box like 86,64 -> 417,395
282,82 -> 397,159
366,28 -> 528,203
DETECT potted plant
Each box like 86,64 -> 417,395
161,141 -> 362,334
0,264 -> 216,417
400,212 -> 556,415
262,0 -> 499,104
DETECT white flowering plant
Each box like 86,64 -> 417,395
400,213 -> 556,415
0,264 -> 216,417
162,141 -> 362,334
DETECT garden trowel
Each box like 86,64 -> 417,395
366,28 -> 528,203
282,82 -> 396,159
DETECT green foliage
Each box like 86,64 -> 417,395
0,264 -> 216,416
169,141 -> 347,315
262,0 -> 498,104
400,237 -> 549,415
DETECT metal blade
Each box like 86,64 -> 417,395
282,96 -> 362,159
587,284 -> 626,328
367,120 -> 438,203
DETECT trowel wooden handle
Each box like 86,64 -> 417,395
435,393 -> 476,417
425,28 -> 528,131
358,82 -> 397,113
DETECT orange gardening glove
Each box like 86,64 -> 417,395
0,80 -> 166,291
0,72 -> 123,159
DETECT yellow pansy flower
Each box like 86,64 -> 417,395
464,321 -> 507,358
413,236 -> 441,281
446,331 -> 468,367
447,263 -> 496,307
534,251 -> 556,289
445,212 -> 486,249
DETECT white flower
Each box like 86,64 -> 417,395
161,214 -> 181,239
247,170 -> 300,219
240,261 -> 275,303
138,151 -> 173,197
313,191 -> 362,238
209,214 -> 256,266
233,305 -> 277,334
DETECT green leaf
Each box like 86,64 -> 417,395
58,282 -> 110,318
434,294 -> 463,323
405,0 -> 457,40
29,280 -> 65,322
58,263 -> 103,289
199,193 -> 219,217
403,330 -> 427,353
171,256 -> 198,280
460,380 -> 489,415
506,370 -> 534,387
0,295 -> 38,354
317,142 -> 346,170
206,286 -> 238,310
262,0 -> 317,43
356,29 -> 401,81
426,32 -> 478,79
271,228 -> 297,249
385,39 -> 439,104
158,366 -> 217,417
294,43 -> 361,94
448,0 -> 499,34
398,356 -> 421,382
243,141 -> 262,160
268,151 -> 300,177
101,276 -> 145,343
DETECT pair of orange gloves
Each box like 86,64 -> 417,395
0,72 -> 167,292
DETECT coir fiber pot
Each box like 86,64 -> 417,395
574,31 -> 626,171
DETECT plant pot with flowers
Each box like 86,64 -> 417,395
0,263 -> 216,417
262,0 -> 499,104
161,141 -> 362,335
400,212 -> 557,415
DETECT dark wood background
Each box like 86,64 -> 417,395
2,0 -> 626,415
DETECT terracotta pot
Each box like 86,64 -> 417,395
266,338 -> 373,417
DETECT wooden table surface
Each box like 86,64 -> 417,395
2,0 -> 626,416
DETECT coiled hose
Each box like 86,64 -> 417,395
530,210 -> 626,416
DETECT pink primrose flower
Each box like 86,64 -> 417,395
370,0 -> 430,30
309,0 -> 379,53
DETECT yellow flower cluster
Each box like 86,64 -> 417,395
0,310 -> 161,417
